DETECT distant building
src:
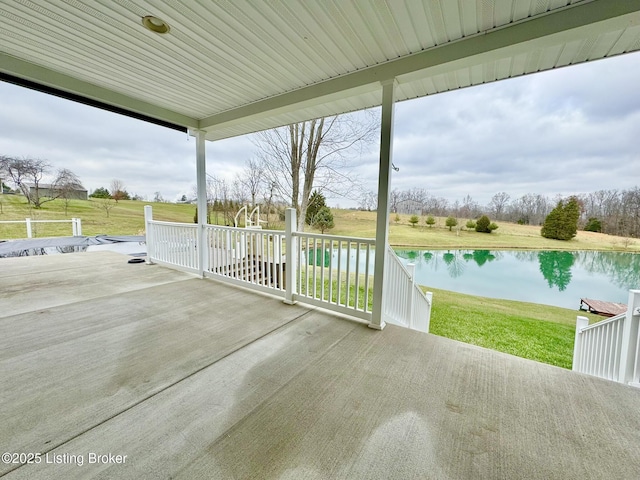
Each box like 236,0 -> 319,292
25,183 -> 88,201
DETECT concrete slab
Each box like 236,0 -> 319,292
0,252 -> 311,477
1,251 -> 195,317
2,253 -> 640,479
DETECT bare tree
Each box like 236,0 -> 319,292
358,190 -> 377,211
54,168 -> 84,215
255,113 -> 376,231
235,158 -> 264,208
0,155 -> 63,208
488,192 -> 511,220
110,179 -> 127,203
97,197 -> 115,217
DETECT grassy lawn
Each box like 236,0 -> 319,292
1,195 -> 629,369
422,286 -> 602,369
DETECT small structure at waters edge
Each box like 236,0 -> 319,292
579,298 -> 627,317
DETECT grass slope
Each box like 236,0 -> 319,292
424,286 -> 601,369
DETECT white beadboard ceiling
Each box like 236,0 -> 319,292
1,0 -> 640,140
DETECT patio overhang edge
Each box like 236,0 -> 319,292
0,53 -> 196,132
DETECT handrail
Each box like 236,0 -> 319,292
148,219 -> 198,228
579,312 -> 626,332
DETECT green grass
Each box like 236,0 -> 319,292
423,286 -> 602,369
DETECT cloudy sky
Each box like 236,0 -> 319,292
1,51 -> 639,208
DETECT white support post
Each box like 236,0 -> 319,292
572,316 -> 590,372
25,218 -> 32,238
371,79 -> 397,330
407,263 -> 415,329
72,218 -> 77,236
144,205 -> 154,265
76,217 -> 82,236
425,291 -> 433,332
284,208 -> 297,305
194,129 -> 207,278
619,290 -> 640,384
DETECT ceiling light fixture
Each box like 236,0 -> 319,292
141,15 -> 170,34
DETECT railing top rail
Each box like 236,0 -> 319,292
0,219 -> 76,223
293,231 -> 376,244
387,245 -> 414,277
205,224 -> 284,236
579,312 -> 626,333
149,220 -> 199,229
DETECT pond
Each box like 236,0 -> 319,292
393,249 -> 640,309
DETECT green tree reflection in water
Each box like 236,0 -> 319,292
443,251 -> 465,278
472,250 -> 496,266
538,251 -> 575,291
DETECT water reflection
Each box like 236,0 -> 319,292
538,251 -> 574,292
393,249 -> 640,309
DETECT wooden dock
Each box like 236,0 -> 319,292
580,298 -> 627,317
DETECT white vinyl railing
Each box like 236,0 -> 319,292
204,224 -> 286,296
294,232 -> 375,321
573,313 -> 625,381
144,206 -> 433,332
146,220 -> 199,272
0,217 -> 82,238
573,290 -> 640,386
383,246 -> 432,332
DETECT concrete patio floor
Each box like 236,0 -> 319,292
1,251 -> 639,479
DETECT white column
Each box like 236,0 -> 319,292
370,79 -> 397,330
144,205 -> 154,265
194,129 -> 207,278
76,218 -> 82,236
25,218 -> 32,238
284,208 -> 297,305
619,290 -> 640,384
572,316 -> 590,372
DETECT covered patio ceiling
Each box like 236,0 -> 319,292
2,0 -> 640,141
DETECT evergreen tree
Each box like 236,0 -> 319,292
445,216 -> 458,231
311,206 -> 334,233
541,196 -> 580,240
305,190 -> 327,225
89,187 -> 111,198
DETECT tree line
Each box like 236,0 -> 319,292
362,187 -> 640,238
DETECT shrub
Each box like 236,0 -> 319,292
394,213 -> 400,224
445,216 -> 458,231
466,220 -> 476,229
584,217 -> 602,233
409,215 -> 419,227
475,215 -> 497,233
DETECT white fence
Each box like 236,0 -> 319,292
0,217 -> 82,238
383,246 -> 433,332
204,224 -> 286,297
145,220 -> 199,272
144,206 -> 432,331
573,290 -> 640,386
294,232 -> 375,321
